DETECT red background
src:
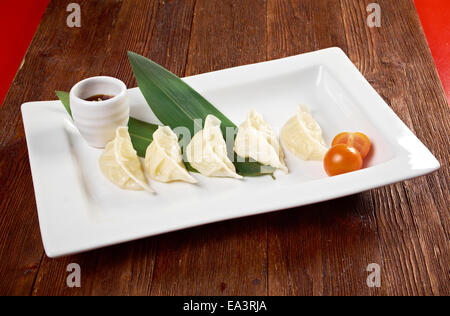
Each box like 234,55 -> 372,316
0,1 -> 49,105
415,0 -> 450,103
0,0 -> 449,105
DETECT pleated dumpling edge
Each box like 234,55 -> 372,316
144,126 -> 197,184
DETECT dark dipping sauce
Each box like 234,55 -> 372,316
85,94 -> 115,102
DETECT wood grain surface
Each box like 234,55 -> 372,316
0,0 -> 448,296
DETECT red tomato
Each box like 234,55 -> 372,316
324,144 -> 363,176
331,132 -> 371,159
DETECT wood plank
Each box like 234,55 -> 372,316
0,0 -> 126,296
27,0 -> 196,295
149,0 -> 269,296
338,0 -> 449,295
266,0 -> 387,296
0,0 -> 447,296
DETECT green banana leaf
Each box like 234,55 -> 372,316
127,51 -> 275,177
55,90 -> 71,117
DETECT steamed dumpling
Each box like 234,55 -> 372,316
186,115 -> 242,179
99,127 -> 154,192
234,109 -> 288,173
281,105 -> 328,160
144,126 -> 196,183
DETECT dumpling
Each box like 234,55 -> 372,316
99,127 -> 154,192
234,109 -> 288,173
144,126 -> 196,183
281,105 -> 328,160
186,115 -> 242,179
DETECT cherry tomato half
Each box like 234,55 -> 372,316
324,144 -> 363,176
331,132 -> 371,159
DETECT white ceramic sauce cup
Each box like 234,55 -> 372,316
70,76 -> 129,148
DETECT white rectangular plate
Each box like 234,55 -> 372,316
22,48 -> 439,257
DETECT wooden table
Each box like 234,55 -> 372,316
0,0 -> 448,296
